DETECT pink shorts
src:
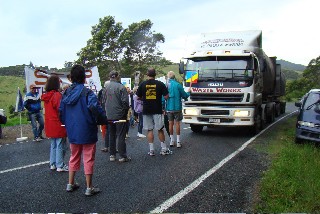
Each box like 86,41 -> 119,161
69,143 -> 96,175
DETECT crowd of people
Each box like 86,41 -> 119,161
23,65 -> 190,196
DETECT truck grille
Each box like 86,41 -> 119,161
201,110 -> 229,115
190,93 -> 244,102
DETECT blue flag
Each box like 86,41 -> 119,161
15,87 -> 24,112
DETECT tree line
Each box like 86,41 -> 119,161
285,56 -> 320,101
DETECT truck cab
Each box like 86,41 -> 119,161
179,30 -> 286,134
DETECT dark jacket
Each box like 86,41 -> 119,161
103,80 -> 129,120
59,83 -> 103,144
24,91 -> 42,113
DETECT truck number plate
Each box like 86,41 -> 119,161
209,118 -> 220,123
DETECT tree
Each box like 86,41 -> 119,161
285,56 -> 320,100
76,16 -> 123,82
64,61 -> 74,68
75,16 -> 168,83
302,56 -> 320,89
120,19 -> 165,77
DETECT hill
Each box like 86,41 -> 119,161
277,59 -> 306,72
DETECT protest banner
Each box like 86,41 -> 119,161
24,66 -> 102,95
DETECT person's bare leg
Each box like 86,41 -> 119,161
158,129 -> 165,142
68,171 -> 76,184
147,130 -> 154,143
85,174 -> 93,188
169,121 -> 174,135
176,121 -> 181,135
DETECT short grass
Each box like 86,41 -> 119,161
0,76 -> 28,125
254,116 -> 320,212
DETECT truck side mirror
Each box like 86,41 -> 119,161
295,102 -> 301,107
179,61 -> 184,74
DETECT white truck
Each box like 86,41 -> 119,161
179,30 -> 286,134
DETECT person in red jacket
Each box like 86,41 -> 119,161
41,75 -> 68,172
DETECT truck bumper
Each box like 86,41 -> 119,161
182,106 -> 255,127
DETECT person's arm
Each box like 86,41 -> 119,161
178,83 -> 190,100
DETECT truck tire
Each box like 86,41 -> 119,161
275,103 -> 281,117
190,124 -> 204,133
280,102 -> 286,114
266,104 -> 275,123
249,112 -> 262,135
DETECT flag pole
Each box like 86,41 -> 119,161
16,87 -> 28,142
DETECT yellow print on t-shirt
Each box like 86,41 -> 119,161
146,84 -> 156,99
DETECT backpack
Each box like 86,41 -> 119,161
82,87 -> 107,125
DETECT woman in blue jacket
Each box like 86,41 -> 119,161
59,65 -> 104,196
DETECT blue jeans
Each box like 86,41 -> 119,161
50,138 -> 67,168
137,112 -> 143,134
29,112 -> 44,138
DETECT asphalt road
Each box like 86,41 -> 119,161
0,103 -> 298,213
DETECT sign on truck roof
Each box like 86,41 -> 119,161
197,30 -> 262,51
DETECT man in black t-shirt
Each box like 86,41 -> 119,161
136,68 -> 171,156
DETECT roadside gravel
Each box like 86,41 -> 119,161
0,124 -> 37,144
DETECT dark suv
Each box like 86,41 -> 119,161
295,89 -> 320,143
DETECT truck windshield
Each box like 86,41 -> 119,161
185,56 -> 254,81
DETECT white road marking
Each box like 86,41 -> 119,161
0,161 -> 49,174
150,111 -> 297,213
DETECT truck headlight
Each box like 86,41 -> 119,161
297,121 -> 315,128
233,110 -> 250,117
184,108 -> 198,116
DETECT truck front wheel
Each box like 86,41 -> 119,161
190,124 -> 204,133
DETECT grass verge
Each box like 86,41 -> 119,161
254,115 -> 320,212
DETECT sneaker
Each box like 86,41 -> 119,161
160,149 -> 173,155
39,136 -> 45,140
110,155 -> 116,162
126,134 -> 130,138
85,187 -> 101,196
50,164 -> 56,170
170,141 -> 175,147
119,157 -> 131,163
33,137 -> 41,142
148,150 -> 155,156
138,133 -> 146,138
177,142 -> 182,148
66,183 -> 80,192
57,165 -> 69,172
100,147 -> 108,152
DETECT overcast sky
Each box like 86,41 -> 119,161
0,0 -> 318,68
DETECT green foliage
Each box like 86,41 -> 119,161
75,15 -> 171,82
254,116 -> 320,212
303,56 -> 320,89
282,69 -> 301,81
76,16 -> 124,82
285,56 -> 320,100
120,19 -> 165,77
0,76 -> 28,125
0,64 -> 26,76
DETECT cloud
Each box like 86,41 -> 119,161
0,0 -> 318,68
